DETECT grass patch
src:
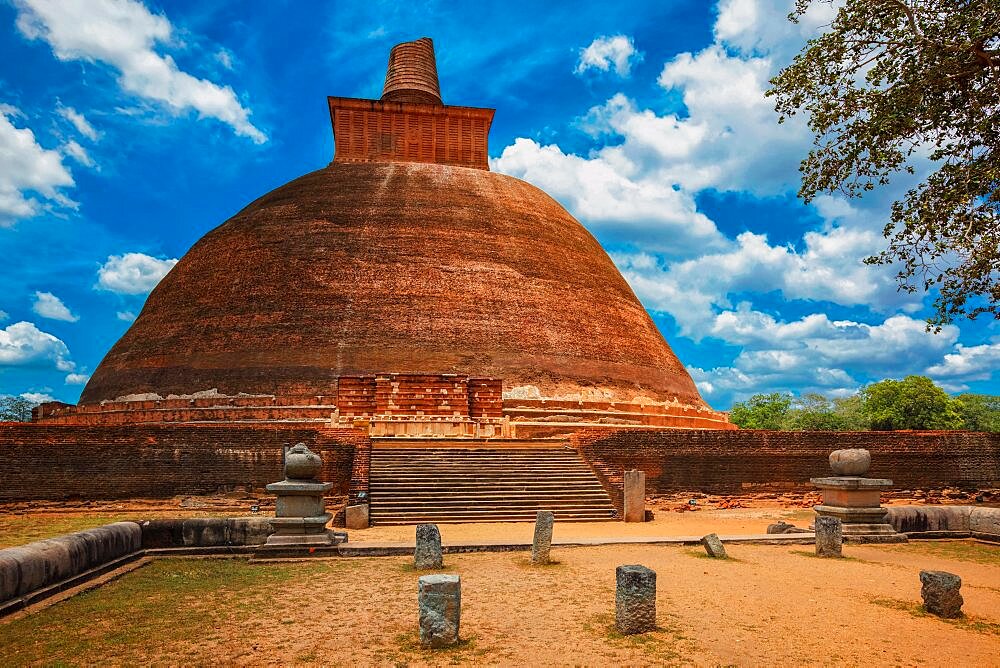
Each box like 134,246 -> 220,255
585,612 -> 692,664
683,548 -> 742,563
514,556 -> 564,568
890,540 -> 1000,566
0,515 -> 137,549
0,558 -> 325,665
372,631 -> 486,665
789,549 -> 872,564
399,561 -> 460,574
869,597 -> 1000,636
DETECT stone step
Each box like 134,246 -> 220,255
368,445 -> 615,525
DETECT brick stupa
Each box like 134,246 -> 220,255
42,38 -> 732,435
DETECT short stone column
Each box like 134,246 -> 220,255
418,574 -> 461,648
345,504 -> 369,529
415,523 -> 443,569
815,516 -> 843,557
262,443 -> 339,548
623,470 -> 646,522
920,570 -> 963,618
701,533 -> 727,558
615,565 -> 656,635
531,510 -> 554,565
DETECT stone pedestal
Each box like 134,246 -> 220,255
616,565 -> 656,635
418,574 -> 461,648
811,449 -> 905,543
259,443 -> 344,550
623,470 -> 646,523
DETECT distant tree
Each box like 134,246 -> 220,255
954,393 -> 1000,431
768,1 -> 1000,328
729,393 -> 793,430
784,393 -> 855,430
860,375 -> 963,430
0,396 -> 34,422
831,394 -> 868,431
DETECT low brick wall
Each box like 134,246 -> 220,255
0,423 -> 368,501
573,429 -> 1000,512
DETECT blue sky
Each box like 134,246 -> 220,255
1,0 -> 997,409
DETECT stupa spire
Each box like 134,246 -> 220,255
381,37 -> 443,105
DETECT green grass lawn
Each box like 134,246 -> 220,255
0,558 -> 330,665
0,515 -> 139,549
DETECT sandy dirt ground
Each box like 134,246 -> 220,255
2,541 -> 998,666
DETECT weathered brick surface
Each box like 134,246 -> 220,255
0,423 -> 367,501
573,429 -> 1000,513
79,162 -> 710,412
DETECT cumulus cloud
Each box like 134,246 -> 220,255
116,310 -> 137,322
97,252 -> 177,294
32,291 -> 79,322
20,391 -> 56,404
56,105 -> 99,141
0,321 -> 75,371
926,343 -> 1000,383
15,0 -> 266,143
0,105 -> 75,225
64,372 -> 90,385
690,310 -> 959,405
575,34 -> 642,77
493,137 -> 726,254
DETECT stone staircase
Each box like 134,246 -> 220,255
368,439 -> 618,524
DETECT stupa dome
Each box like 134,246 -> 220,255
79,37 -> 714,416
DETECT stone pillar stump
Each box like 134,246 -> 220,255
616,564 -> 656,635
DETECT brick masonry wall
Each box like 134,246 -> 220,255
573,429 -> 1000,513
0,423 -> 368,501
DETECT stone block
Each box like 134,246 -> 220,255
182,518 -> 228,547
701,533 -> 727,558
829,448 -> 871,476
0,521 -> 141,603
623,470 -> 646,523
615,564 -> 656,635
970,507 -> 1000,539
815,516 -> 843,557
531,510 -> 554,564
920,570 -> 963,618
418,574 -> 461,648
227,517 -> 273,545
885,506 -> 972,535
415,524 -> 443,569
346,504 -> 369,530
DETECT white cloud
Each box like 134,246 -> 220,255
0,310 -> 7,322
57,105 -> 99,141
97,252 -> 177,294
15,0 -> 266,143
62,139 -> 94,167
65,372 -> 90,385
691,310 -> 960,405
32,291 -> 79,322
576,35 -> 642,77
926,343 -> 1000,383
116,310 -> 137,322
0,105 -> 75,225
0,321 -> 75,371
215,48 -> 234,70
492,137 -> 726,255
19,391 -> 56,404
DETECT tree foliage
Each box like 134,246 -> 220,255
729,392 -> 792,429
728,376 -> 998,431
0,396 -> 35,422
860,375 -> 963,429
768,1 -> 1000,328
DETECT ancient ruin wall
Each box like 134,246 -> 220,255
0,424 -> 368,501
574,429 -> 1000,512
